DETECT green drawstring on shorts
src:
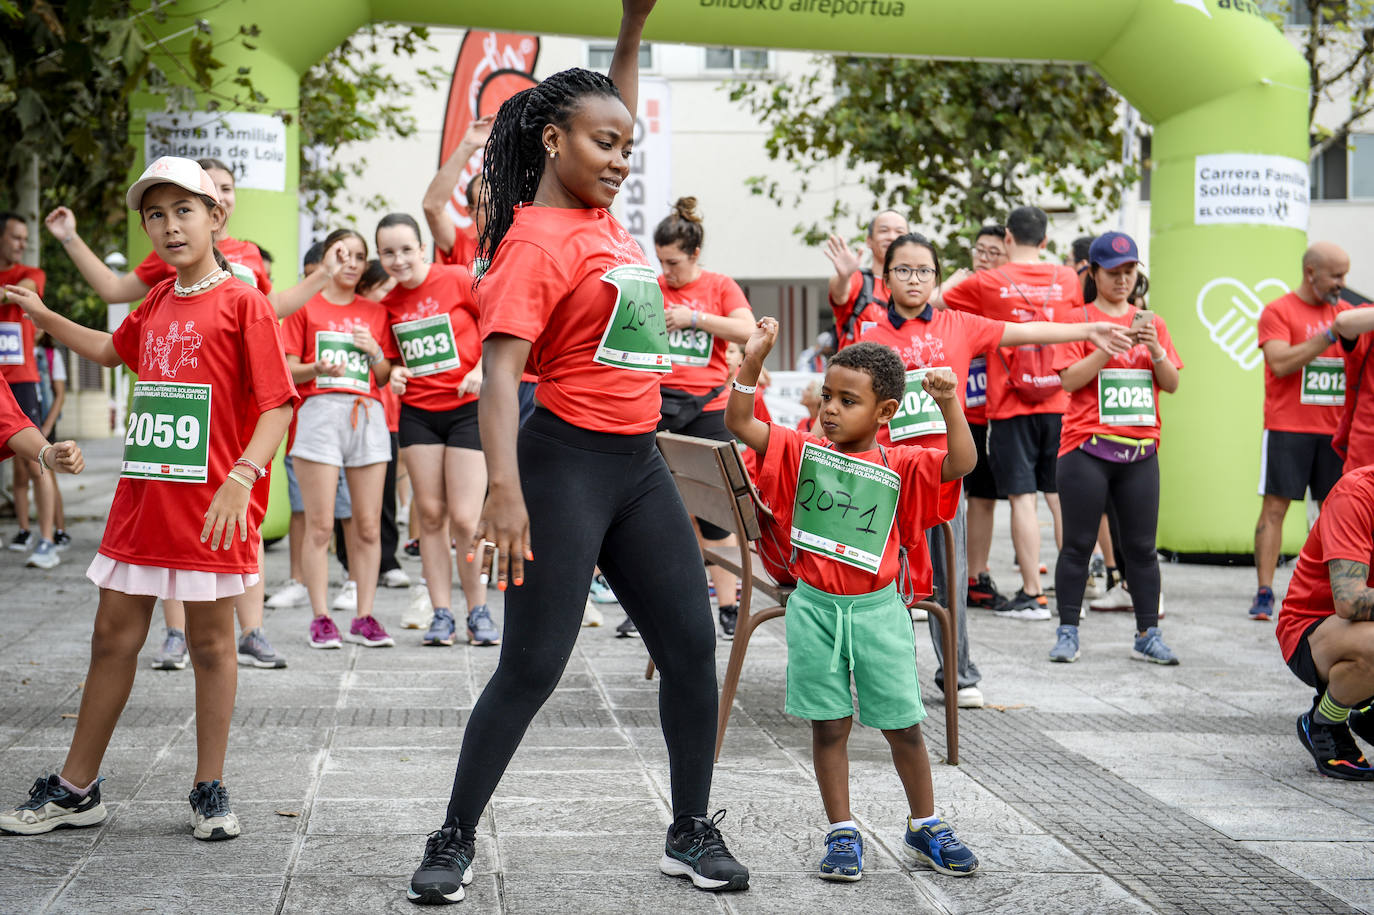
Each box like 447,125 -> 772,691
828,600 -> 857,674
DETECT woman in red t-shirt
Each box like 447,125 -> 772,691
1049,232 -> 1182,667
404,4 -> 749,904
654,197 -> 756,640
375,213 -> 496,649
281,228 -> 395,650
1,157 -> 296,841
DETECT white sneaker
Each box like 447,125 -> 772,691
910,606 -> 929,622
266,579 -> 309,609
582,599 -> 604,628
25,539 -> 59,570
380,568 -> 411,589
332,581 -> 358,613
956,686 -> 984,709
1089,584 -> 1133,612
1084,573 -> 1105,600
401,584 -> 433,629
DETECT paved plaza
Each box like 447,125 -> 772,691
1,438 -> 1372,914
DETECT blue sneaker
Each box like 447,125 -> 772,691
819,826 -> 863,881
1131,627 -> 1179,665
466,605 -> 500,646
589,574 -> 619,605
902,817 -> 978,876
423,607 -> 457,647
1049,624 -> 1080,663
1249,586 -> 1275,621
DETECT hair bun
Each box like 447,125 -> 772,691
672,197 -> 702,223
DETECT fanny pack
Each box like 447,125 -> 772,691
658,384 -> 726,432
1079,433 -> 1156,464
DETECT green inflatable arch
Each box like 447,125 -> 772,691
132,0 -> 1309,553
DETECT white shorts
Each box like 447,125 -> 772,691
290,394 -> 391,467
87,553 -> 259,602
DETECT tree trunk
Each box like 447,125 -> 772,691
15,153 -> 40,267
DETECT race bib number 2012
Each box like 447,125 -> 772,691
121,381 -> 211,483
1301,357 -> 1345,407
790,442 -> 901,574
595,264 -> 671,372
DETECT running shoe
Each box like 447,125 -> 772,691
589,573 -> 619,605
997,589 -> 1051,621
1249,586 -> 1275,622
309,615 -> 342,650
402,583 -> 434,629
153,627 -> 188,670
1350,703 -> 1374,746
582,598 -> 604,628
423,607 -> 457,647
955,686 -> 984,709
188,779 -> 240,841
7,529 -> 31,552
1131,627 -> 1179,665
719,604 -> 738,640
266,579 -> 309,609
0,774 -> 106,835
404,538 -> 421,560
1089,584 -> 1133,612
26,539 -> 59,569
660,810 -> 750,891
966,572 -> 1009,611
901,817 -> 979,876
346,615 -> 395,648
1297,709 -> 1374,781
380,567 -> 411,589
616,616 -> 639,639
237,628 -> 287,669
819,826 -> 863,881
1049,624 -> 1080,663
408,825 -> 475,904
53,529 -> 71,551
466,605 -> 500,646
332,581 -> 358,613
1086,555 -> 1106,600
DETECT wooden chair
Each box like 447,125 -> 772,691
651,432 -> 961,765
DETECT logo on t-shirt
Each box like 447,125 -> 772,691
145,321 -> 203,378
896,334 -> 947,369
399,297 -> 443,322
606,225 -> 647,267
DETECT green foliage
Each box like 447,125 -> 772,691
1266,0 -> 1374,158
730,57 -> 1136,265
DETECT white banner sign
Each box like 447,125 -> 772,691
145,111 -> 287,192
765,370 -> 824,431
621,78 -> 673,271
1194,153 -> 1309,231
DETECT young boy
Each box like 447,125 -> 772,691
725,318 -> 979,881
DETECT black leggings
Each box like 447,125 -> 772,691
443,409 -> 719,839
1055,448 -> 1161,630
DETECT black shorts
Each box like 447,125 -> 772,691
10,382 -> 42,426
988,413 -> 1061,496
399,401 -> 481,451
1260,430 -> 1343,502
965,423 -> 1002,500
1286,619 -> 1326,690
661,408 -> 733,541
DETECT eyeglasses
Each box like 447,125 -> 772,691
889,265 -> 937,282
973,246 -> 1002,259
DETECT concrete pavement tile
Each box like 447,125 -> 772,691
496,832 -> 667,874
0,879 -> 63,912
501,872 -> 728,914
50,875 -> 286,913
649,768 -> 812,801
939,833 -> 1098,874
281,873 -> 498,913
317,769 -> 453,801
494,770 -> 659,800
305,799 -> 475,836
490,798 -> 668,835
77,835 -> 297,877
1241,840 -> 1374,879
6,722 -> 187,751
226,726 -> 332,751
1312,879 -> 1374,913
1130,777 -> 1318,808
1180,804 -> 1374,841
294,834 -> 496,876
329,726 -> 466,749
850,797 -> 1042,837
505,746 -> 644,772
323,747 -> 457,772
0,749 -> 156,802
346,670 -> 468,690
342,687 -> 471,710
0,832 -> 94,876
502,727 -> 633,749
104,800 -> 308,839
722,873 -> 945,914
716,824 -> 906,875
911,872 -> 1152,914
350,649 -> 472,671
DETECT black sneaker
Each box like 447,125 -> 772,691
718,605 -> 737,641
7,529 -> 31,552
188,779 -> 240,840
966,572 -> 1008,611
616,616 -> 639,639
1350,703 -> 1374,745
1297,710 -> 1374,781
408,826 -> 475,905
404,538 -> 421,560
53,529 -> 72,551
659,810 -> 750,891
0,774 -> 107,835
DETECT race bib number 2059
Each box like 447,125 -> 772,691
121,381 -> 212,483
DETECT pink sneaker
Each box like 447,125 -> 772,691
309,615 -> 342,649
346,615 -> 394,648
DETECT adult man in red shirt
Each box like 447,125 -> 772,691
942,206 -> 1082,618
1329,302 -> 1374,473
823,210 -> 908,349
1275,465 -> 1374,780
1250,242 -> 1350,622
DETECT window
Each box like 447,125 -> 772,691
704,47 -> 769,72
1311,139 -> 1348,200
1139,133 -> 1152,202
587,43 -> 653,71
1351,134 -> 1374,198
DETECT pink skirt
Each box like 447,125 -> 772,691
86,553 -> 260,602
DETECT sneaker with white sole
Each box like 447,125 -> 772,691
660,810 -> 750,891
380,567 -> 411,589
955,686 -> 984,708
902,816 -> 978,876
188,779 -> 240,841
423,607 -> 457,647
589,573 -> 619,605
0,774 -> 106,835
818,826 -> 863,881
346,615 -> 395,648
1131,627 -> 1179,665
8,529 -> 31,552
467,605 -> 500,646
53,530 -> 72,551
1089,584 -> 1133,612
26,539 -> 59,570
266,579 -> 309,609
332,581 -> 358,612
408,826 -> 475,904
153,628 -> 188,670
401,584 -> 434,629
998,589 -> 1051,621
309,615 -> 342,649
582,598 -> 604,627
237,627 -> 287,669
1049,624 -> 1080,663
1086,555 -> 1106,600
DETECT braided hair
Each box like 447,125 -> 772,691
475,68 -> 624,281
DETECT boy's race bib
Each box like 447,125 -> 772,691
594,264 -> 671,372
393,315 -> 461,378
121,381 -> 212,483
790,442 -> 901,574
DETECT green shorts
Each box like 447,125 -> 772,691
784,579 -> 925,730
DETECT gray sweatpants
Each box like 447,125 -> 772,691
926,495 -> 981,692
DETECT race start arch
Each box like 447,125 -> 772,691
133,0 -> 1310,554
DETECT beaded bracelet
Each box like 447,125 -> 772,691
233,457 -> 267,481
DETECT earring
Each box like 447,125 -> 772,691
546,147 -> 556,159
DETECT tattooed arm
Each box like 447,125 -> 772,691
1329,559 -> 1374,622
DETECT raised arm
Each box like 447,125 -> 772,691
608,0 -> 656,118
726,317 -> 776,455
1335,306 -> 1374,343
924,368 -> 975,481
3,286 -> 121,368
44,207 -> 152,305
423,116 -> 493,256
1000,320 -> 1131,354
1330,559 -> 1374,622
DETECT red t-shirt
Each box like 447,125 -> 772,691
0,264 -> 47,384
436,230 -> 478,269
832,271 -> 890,350
0,379 -> 36,460
105,278 -> 298,573
281,293 -> 390,402
660,270 -> 751,412
1257,292 -> 1349,435
134,236 -> 273,294
942,262 -> 1082,419
1053,305 -> 1183,457
1276,465 -> 1374,662
381,264 -> 482,414
1339,329 -> 1374,472
479,206 -> 670,435
755,423 -> 945,597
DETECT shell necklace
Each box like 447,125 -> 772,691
174,267 -> 230,297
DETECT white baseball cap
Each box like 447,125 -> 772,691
126,156 -> 222,211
